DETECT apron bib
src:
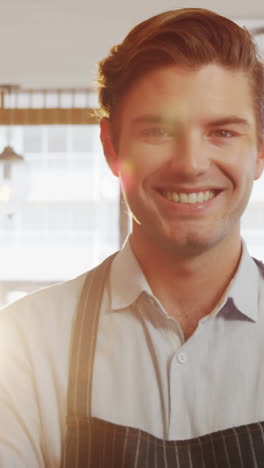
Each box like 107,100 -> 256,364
62,255 -> 264,467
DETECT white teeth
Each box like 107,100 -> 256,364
164,190 -> 215,204
188,193 -> 197,204
179,193 -> 188,203
171,192 -> 179,202
197,192 -> 204,203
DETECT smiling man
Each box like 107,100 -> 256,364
100,61 -> 264,340
1,8 -> 264,468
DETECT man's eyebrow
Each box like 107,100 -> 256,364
131,115 -> 170,127
131,115 -> 251,127
206,117 -> 251,128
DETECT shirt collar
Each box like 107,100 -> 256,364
223,239 -> 260,322
110,237 -> 261,321
110,237 -> 152,310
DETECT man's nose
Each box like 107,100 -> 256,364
168,134 -> 211,177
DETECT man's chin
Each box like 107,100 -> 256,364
154,231 -> 223,258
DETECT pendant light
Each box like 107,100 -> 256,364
0,85 -> 30,217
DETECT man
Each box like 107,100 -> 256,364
0,7 -> 264,468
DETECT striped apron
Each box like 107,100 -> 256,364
62,255 -> 264,467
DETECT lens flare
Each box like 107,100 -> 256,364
119,159 -> 135,191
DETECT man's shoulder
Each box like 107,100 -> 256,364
0,266 -> 100,352
0,271 -> 94,340
1,272 -> 86,314
0,252 -> 117,322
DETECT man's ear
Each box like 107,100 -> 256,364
255,138 -> 264,180
100,117 -> 119,176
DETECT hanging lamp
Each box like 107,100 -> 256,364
0,85 -> 30,216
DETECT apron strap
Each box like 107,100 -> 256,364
66,253 -> 116,419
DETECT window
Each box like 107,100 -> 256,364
0,123 -> 120,305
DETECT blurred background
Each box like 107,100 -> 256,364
0,0 -> 263,306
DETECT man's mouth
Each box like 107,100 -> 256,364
162,190 -> 217,204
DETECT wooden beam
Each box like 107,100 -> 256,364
0,108 -> 99,125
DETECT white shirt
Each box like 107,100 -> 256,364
0,239 -> 264,467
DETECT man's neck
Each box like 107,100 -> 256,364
129,233 -> 242,338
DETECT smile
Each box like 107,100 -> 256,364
163,190 -> 216,204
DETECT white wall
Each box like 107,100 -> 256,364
0,0 -> 263,88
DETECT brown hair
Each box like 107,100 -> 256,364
97,8 -> 264,139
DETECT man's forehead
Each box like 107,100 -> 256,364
128,63 -> 251,93
120,64 -> 255,123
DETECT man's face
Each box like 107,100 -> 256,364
101,64 -> 264,256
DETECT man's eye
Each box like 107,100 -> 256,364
213,129 -> 234,138
141,127 -> 172,138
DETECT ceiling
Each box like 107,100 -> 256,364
0,0 -> 264,89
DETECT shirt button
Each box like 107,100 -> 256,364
177,352 -> 187,364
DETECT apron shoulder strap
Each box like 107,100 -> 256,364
67,252 -> 117,418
